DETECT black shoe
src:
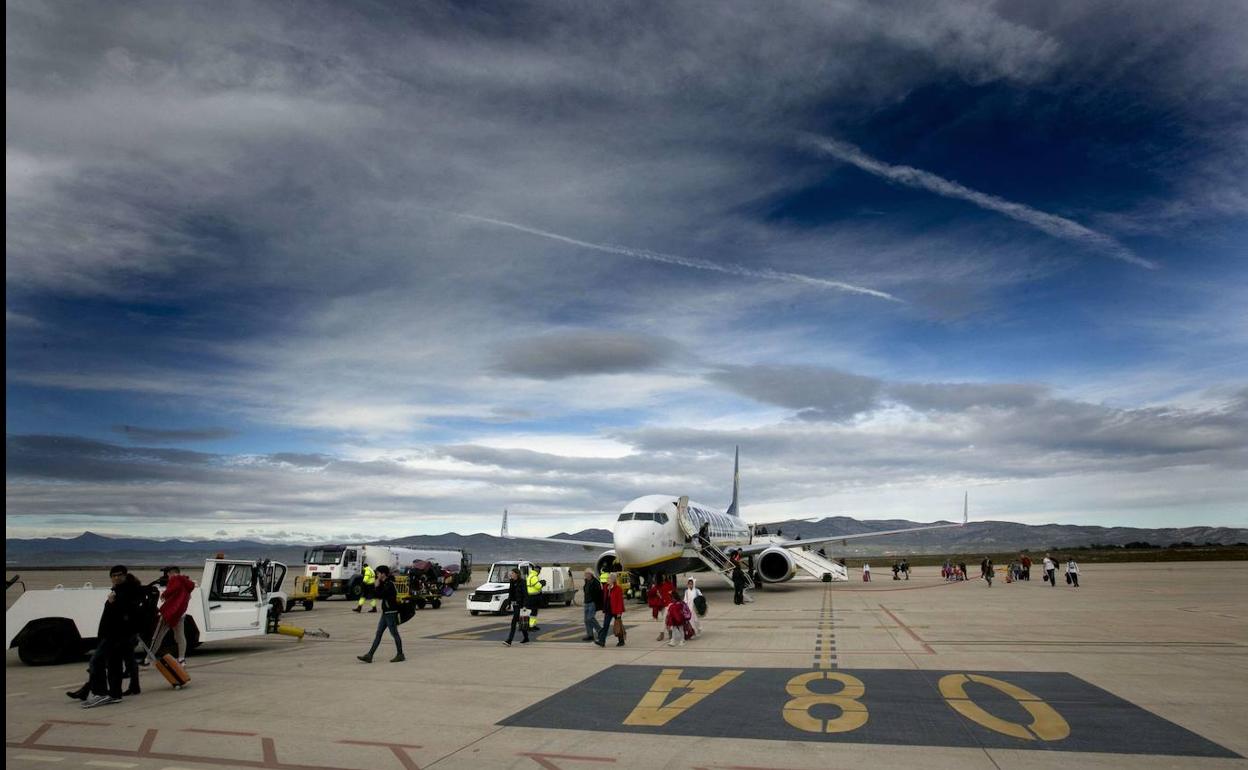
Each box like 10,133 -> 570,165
530,626 -> 540,631
123,686 -> 141,696
503,641 -> 512,647
66,686 -> 90,701
352,606 -> 362,613
581,636 -> 594,641
594,639 -> 606,647
520,638 -> 530,644
390,653 -> 405,662
357,654 -> 373,663
369,607 -> 378,613
616,640 -> 625,646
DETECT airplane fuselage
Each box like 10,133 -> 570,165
612,494 -> 750,576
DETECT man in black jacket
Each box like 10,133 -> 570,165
581,568 -> 603,642
83,566 -> 144,708
503,569 -> 530,646
731,564 -> 747,605
358,566 -> 405,663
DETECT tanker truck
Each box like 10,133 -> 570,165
304,544 -> 472,600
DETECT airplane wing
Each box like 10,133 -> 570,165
497,509 -> 613,550
736,494 -> 970,557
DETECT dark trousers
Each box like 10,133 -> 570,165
506,604 -> 529,643
1047,569 -> 1056,586
597,612 -> 617,644
90,636 -> 134,698
583,601 -> 602,639
733,588 -> 744,605
365,612 -> 403,657
1069,572 -> 1079,587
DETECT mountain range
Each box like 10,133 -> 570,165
7,519 -> 1246,568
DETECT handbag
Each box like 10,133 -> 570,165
520,607 -> 532,618
613,615 -> 625,638
1065,572 -> 1072,585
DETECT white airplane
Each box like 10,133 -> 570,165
501,448 -> 967,587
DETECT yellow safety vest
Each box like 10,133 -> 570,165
525,570 -> 542,595
599,570 -> 610,584
363,565 -> 376,585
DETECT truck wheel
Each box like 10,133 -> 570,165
415,598 -> 426,609
17,619 -> 80,666
303,600 -> 314,611
347,580 -> 364,600
285,600 -> 295,613
431,599 -> 441,609
184,619 -> 202,651
470,610 -> 479,616
565,599 -> 572,606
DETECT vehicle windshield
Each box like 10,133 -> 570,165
488,564 -> 518,583
307,549 -> 344,565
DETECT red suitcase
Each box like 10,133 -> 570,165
139,639 -> 190,689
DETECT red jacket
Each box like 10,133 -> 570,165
159,574 -> 195,624
606,584 -> 626,615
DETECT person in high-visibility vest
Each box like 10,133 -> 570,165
354,562 -> 378,613
524,565 -> 544,630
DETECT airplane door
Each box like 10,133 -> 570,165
205,562 -> 265,632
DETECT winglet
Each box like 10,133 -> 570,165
726,446 -> 741,517
963,492 -> 968,525
501,508 -> 510,538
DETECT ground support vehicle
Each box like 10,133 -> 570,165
466,561 -> 576,615
394,575 -> 445,610
304,544 -> 473,600
6,557 -> 302,666
284,575 -> 319,612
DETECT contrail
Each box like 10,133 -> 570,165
445,211 -> 903,302
804,136 -> 1158,270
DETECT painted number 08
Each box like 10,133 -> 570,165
781,671 -> 1070,741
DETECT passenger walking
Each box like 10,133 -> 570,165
1021,554 -> 1032,581
862,563 -> 871,582
83,565 -> 145,708
901,559 -> 910,580
596,573 -> 627,647
1043,555 -> 1056,587
357,566 -> 404,662
581,569 -> 602,642
503,568 -> 530,646
353,561 -> 377,613
981,558 -> 993,587
1066,558 -> 1080,588
731,564 -> 747,605
150,566 -> 194,665
683,578 -> 703,637
659,595 -> 687,646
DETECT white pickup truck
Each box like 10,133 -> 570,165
465,561 -> 577,615
6,557 -> 290,666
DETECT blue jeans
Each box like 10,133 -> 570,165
583,601 -> 601,639
365,612 -> 403,657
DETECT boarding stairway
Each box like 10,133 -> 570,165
677,497 -> 755,590
786,548 -> 849,581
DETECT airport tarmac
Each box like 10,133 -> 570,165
6,562 -> 1247,769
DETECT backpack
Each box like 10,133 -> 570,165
693,594 -> 707,617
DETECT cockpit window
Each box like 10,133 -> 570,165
633,512 -> 654,521
655,512 -> 669,524
617,512 -> 635,521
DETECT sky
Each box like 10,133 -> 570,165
6,0 -> 1247,542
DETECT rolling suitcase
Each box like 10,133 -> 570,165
138,638 -> 190,689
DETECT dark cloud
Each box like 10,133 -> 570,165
494,331 -> 681,380
113,424 -> 238,443
707,365 -> 883,421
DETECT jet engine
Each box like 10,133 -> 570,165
595,550 -> 620,576
757,547 -> 797,583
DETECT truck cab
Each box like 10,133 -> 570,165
465,561 -> 576,615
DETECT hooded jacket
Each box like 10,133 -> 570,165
159,574 -> 195,625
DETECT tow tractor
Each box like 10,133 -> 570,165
6,556 -> 328,666
466,561 -> 576,615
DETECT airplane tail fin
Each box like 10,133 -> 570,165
501,508 -> 509,538
726,446 -> 740,518
963,492 -> 968,525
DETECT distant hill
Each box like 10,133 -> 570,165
6,521 -> 1245,568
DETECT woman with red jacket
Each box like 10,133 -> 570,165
150,567 -> 195,664
596,573 -> 627,647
